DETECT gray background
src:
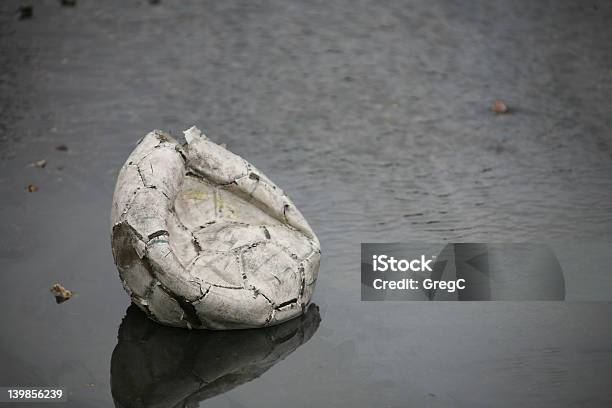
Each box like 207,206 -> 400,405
1,0 -> 611,407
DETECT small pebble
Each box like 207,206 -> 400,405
27,184 -> 38,193
34,159 -> 47,168
18,5 -> 32,20
56,144 -> 68,151
491,100 -> 508,114
50,283 -> 72,303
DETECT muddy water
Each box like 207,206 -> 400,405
1,0 -> 612,407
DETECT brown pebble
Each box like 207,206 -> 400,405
27,184 -> 38,193
50,283 -> 72,303
491,100 -> 508,114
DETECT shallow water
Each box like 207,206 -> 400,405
1,0 -> 612,406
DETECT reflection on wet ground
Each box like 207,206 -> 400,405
111,304 -> 320,408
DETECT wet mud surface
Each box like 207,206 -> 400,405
1,0 -> 612,407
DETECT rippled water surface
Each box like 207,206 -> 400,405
1,1 -> 612,407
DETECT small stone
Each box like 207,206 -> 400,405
491,100 -> 508,114
50,283 -> 72,303
27,184 -> 38,193
56,144 -> 68,151
18,5 -> 33,20
34,159 -> 47,168
60,0 -> 77,6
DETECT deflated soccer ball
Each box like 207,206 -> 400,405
111,126 -> 320,329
